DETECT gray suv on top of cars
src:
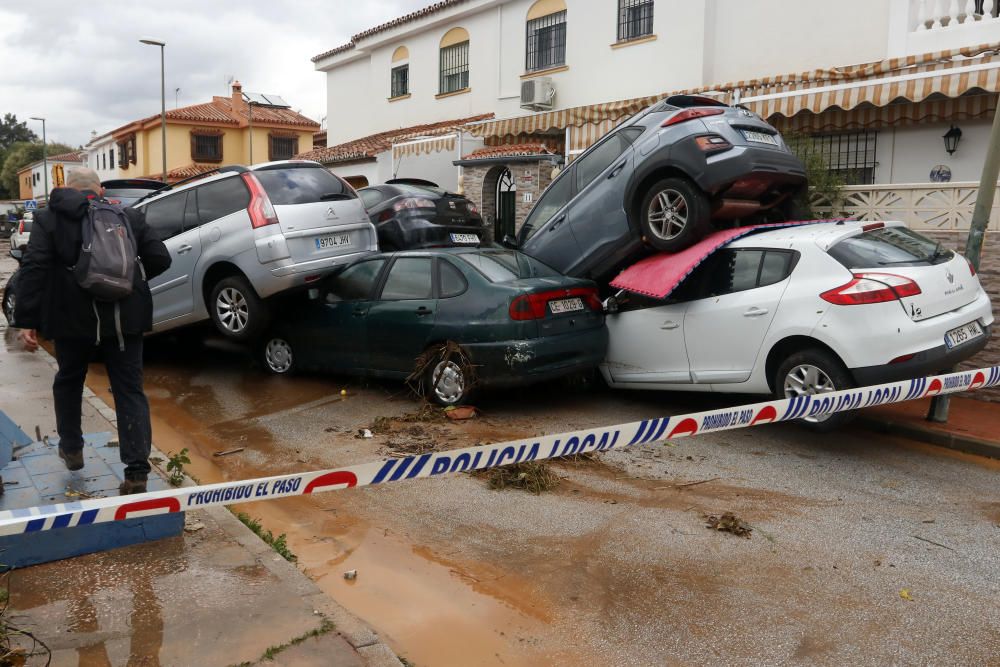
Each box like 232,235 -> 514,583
516,95 -> 807,281
134,160 -> 377,341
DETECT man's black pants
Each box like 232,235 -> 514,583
53,336 -> 151,480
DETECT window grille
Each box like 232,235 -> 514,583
804,131 -> 879,185
439,41 -> 469,94
617,0 -> 653,41
391,64 -> 409,98
526,11 -> 566,72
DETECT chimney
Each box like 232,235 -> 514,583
232,80 -> 245,109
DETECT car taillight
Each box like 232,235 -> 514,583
820,273 -> 922,305
509,287 -> 602,321
661,107 -> 725,128
17,221 -> 24,233
393,198 -> 436,212
967,257 -> 977,276
862,222 -> 885,232
241,173 -> 279,229
694,134 -> 733,154
467,201 -> 479,215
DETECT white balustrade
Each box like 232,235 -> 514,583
811,182 -> 1000,232
911,0 -> 999,31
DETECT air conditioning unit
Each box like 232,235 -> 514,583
520,77 -> 555,111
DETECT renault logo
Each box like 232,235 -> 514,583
946,269 -> 954,284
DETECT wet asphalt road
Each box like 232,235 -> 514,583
2,250 -> 998,665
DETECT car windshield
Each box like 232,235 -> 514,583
828,226 -> 954,269
393,183 -> 449,197
254,167 -> 355,205
456,250 -> 560,282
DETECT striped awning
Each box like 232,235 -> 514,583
466,94 -> 662,139
567,118 -> 628,153
773,93 -> 998,133
735,42 -> 1000,119
392,134 -> 457,160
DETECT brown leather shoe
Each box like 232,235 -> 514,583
58,447 -> 85,471
119,478 -> 147,495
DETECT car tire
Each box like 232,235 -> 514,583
639,177 -> 712,253
775,348 -> 855,432
2,286 -> 14,323
259,334 -> 296,375
424,352 -> 474,407
209,276 -> 269,342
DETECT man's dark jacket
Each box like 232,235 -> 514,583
14,187 -> 171,340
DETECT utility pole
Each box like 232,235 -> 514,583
927,92 -> 1000,422
140,38 -> 167,180
29,117 -> 47,202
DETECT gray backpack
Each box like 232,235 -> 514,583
74,200 -> 138,301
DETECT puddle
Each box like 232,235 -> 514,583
83,358 -> 567,666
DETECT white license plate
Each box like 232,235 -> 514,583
742,130 -> 779,146
315,233 -> 351,250
944,321 -> 983,349
450,233 -> 479,244
549,297 -> 584,314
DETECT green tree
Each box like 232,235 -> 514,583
1,140 -> 75,200
783,131 -> 845,219
0,114 -> 39,198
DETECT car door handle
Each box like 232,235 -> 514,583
176,244 -> 193,254
743,307 -> 769,317
607,161 -> 627,179
415,306 -> 433,316
548,215 -> 566,231
660,321 -> 679,330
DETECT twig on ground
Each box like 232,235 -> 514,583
213,447 -> 245,457
912,535 -> 957,552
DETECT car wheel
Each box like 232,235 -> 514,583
425,357 -> 472,406
209,276 -> 269,342
775,348 -> 855,431
259,335 -> 296,375
2,287 -> 14,323
639,177 -> 712,253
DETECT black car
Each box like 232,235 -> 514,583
358,180 -> 486,250
101,178 -> 167,207
258,247 -> 608,406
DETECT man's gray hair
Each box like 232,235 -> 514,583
66,168 -> 102,193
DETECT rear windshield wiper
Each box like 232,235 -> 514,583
320,192 -> 352,201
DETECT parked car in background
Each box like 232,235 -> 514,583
601,221 -> 993,429
358,179 -> 486,250
102,178 -> 166,207
9,212 -> 32,251
258,247 -> 608,405
517,95 -> 807,281
134,160 -> 377,341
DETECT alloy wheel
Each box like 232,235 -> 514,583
3,291 -> 14,322
646,188 -> 689,241
783,364 -> 837,423
264,338 -> 293,374
216,287 -> 250,333
430,360 -> 465,405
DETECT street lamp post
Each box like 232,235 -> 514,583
140,38 -> 167,181
29,117 -> 47,201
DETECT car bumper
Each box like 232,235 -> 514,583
262,249 -> 377,298
463,326 -> 609,387
852,323 -> 992,386
671,135 -> 807,196
379,217 -> 487,249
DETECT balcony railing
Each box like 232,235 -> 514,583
811,182 -> 1000,232
913,0 -> 1000,30
892,0 -> 1000,56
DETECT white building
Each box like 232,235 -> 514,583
83,131 -> 121,182
16,152 -> 84,203
302,0 -> 1000,236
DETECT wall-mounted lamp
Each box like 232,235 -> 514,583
943,125 -> 962,155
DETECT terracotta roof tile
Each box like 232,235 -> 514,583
312,0 -> 468,62
296,112 -> 493,164
216,98 -> 320,129
461,143 -> 555,160
115,97 -> 318,135
47,150 -> 84,162
165,101 -> 237,125
143,162 -> 219,183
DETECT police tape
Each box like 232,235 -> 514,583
4,366 -> 999,536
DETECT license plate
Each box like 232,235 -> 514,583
944,321 -> 983,349
549,297 -> 584,314
742,130 -> 779,146
315,233 -> 351,250
450,233 -> 479,244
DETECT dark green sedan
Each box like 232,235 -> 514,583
259,248 -> 608,405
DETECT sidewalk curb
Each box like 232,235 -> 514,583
33,343 -> 403,667
857,415 -> 1000,460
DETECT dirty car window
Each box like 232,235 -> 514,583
456,251 -> 559,282
326,259 -> 385,301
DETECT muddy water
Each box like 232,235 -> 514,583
84,352 -> 562,666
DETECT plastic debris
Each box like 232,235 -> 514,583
356,429 -> 373,439
343,569 -> 357,580
445,406 -> 477,421
900,588 -> 914,601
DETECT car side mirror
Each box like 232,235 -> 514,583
603,296 -> 619,314
9,248 -> 22,262
502,234 -> 519,249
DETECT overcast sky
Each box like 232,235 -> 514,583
0,0 -> 429,148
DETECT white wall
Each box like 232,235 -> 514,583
321,0 -> 708,146
327,160 -> 379,188
879,120 -> 995,184
26,161 -> 83,200
84,135 -> 120,182
705,0 -> 891,84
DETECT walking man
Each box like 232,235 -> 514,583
13,168 -> 171,494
